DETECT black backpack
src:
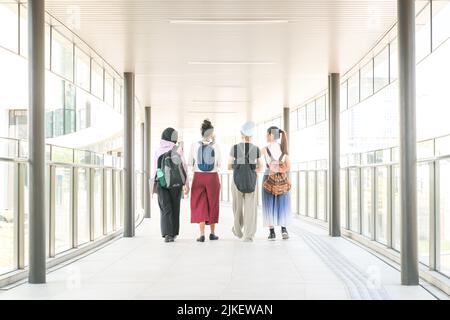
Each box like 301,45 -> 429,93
232,144 -> 257,193
157,146 -> 187,189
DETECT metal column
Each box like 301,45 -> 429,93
328,73 -> 341,237
398,0 -> 419,286
28,0 -> 46,284
123,72 -> 135,237
144,106 -> 152,219
283,107 -> 290,135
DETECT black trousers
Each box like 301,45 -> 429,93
156,185 -> 183,237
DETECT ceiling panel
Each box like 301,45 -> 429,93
44,0 -> 397,137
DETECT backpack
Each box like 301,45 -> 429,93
156,146 -> 187,189
233,144 -> 257,193
262,147 -> 291,196
196,141 -> 215,172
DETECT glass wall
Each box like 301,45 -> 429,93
275,0 -> 450,280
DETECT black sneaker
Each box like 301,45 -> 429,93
268,229 -> 276,241
164,235 -> 174,243
209,234 -> 219,241
197,235 -> 205,242
281,227 -> 289,240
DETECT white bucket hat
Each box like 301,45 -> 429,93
240,121 -> 256,137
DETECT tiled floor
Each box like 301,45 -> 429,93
0,200 -> 438,300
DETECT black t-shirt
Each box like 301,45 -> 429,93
230,143 -> 261,170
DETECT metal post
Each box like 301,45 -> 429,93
28,0 -> 46,284
398,0 -> 419,285
283,106 -> 290,137
144,106 -> 152,219
123,72 -> 135,237
328,73 -> 341,237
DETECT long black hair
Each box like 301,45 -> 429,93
267,126 -> 289,155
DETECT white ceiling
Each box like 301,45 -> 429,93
44,0 -> 397,136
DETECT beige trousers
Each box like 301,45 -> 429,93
231,181 -> 258,240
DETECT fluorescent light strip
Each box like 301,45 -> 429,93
188,61 -> 276,65
169,20 -> 288,25
192,100 -> 250,103
187,111 -> 238,114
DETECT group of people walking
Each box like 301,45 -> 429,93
152,119 -> 292,243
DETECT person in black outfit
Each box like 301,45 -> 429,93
152,128 -> 190,242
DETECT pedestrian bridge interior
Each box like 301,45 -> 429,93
1,0 -> 450,300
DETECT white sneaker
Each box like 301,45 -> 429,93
243,237 -> 253,242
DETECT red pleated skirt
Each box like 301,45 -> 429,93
190,172 -> 221,224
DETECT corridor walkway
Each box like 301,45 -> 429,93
0,200 -> 438,300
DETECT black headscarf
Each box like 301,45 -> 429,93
161,127 -> 178,143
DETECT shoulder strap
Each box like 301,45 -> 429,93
266,147 -> 274,160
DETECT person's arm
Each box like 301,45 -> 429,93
178,148 -> 190,195
283,155 -> 291,173
256,157 -> 263,173
228,156 -> 235,171
228,145 -> 235,171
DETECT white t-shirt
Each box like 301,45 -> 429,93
263,142 -> 283,165
188,140 -> 221,173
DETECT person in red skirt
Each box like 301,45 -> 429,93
188,119 -> 222,242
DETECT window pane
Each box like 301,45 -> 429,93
349,168 -> 360,233
75,47 -> 90,91
106,170 -> 113,233
340,81 -> 348,111
19,4 -> 27,57
390,39 -> 398,82
114,81 -> 122,112
317,171 -> 326,221
298,107 -> 306,129
0,162 -> 16,274
374,46 -> 389,92
290,110 -> 298,131
91,60 -> 104,99
105,72 -> 114,107
307,172 -> 316,217
416,1 -> 431,62
55,167 -> 72,254
114,170 -> 122,229
316,95 -> 326,122
375,167 -> 388,245
392,165 -> 400,250
347,72 -> 360,107
93,169 -> 103,239
341,169 -> 347,228
290,172 -> 299,214
361,168 -> 373,238
299,171 -> 307,216
77,168 -> 90,245
0,2 -> 18,53
52,30 -> 74,81
417,163 -> 430,265
360,60 -> 373,100
306,102 -> 316,127
432,1 -> 450,50
439,159 -> 450,276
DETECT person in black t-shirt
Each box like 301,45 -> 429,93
228,121 -> 263,242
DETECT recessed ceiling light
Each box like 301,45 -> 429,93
188,61 -> 276,65
169,20 -> 288,25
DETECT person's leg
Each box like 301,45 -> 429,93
243,191 -> 257,241
207,173 -> 221,240
191,173 -> 207,242
196,222 -> 206,242
157,186 -> 174,242
170,187 -> 183,238
231,181 -> 244,238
